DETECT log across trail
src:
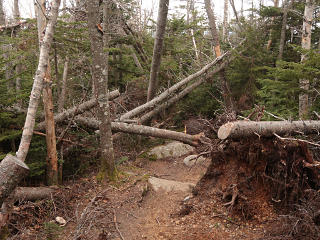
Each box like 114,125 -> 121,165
218,120 -> 320,140
75,116 -> 202,146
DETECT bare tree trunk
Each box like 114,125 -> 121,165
204,0 -> 221,57
204,0 -> 234,111
267,0 -> 279,50
278,0 -> 289,60
187,0 -> 199,60
147,0 -> 169,101
0,0 -> 5,26
229,0 -> 241,28
36,0 -> 58,185
17,0 -> 61,162
223,0 -> 228,41
36,89 -> 120,130
87,0 -> 115,180
299,0 -> 314,119
130,45 -> 143,71
218,120 -> 320,140
13,0 -> 20,23
75,116 -> 203,146
58,58 -> 69,112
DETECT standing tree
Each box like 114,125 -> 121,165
278,0 -> 290,60
35,0 -> 59,185
13,0 -> 20,23
299,0 -> 315,118
147,0 -> 169,101
267,0 -> 279,50
204,0 -> 233,110
86,0 -> 115,180
223,0 -> 228,41
0,0 -> 4,26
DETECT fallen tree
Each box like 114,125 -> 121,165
75,116 -> 203,146
138,56 -> 233,124
119,51 -> 231,121
14,187 -> 55,201
218,120 -> 320,140
36,89 -> 120,130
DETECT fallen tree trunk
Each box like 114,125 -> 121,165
218,120 -> 320,140
119,51 -> 231,121
75,116 -> 202,146
0,155 -> 29,206
138,56 -> 233,124
14,187 -> 55,201
37,89 -> 119,130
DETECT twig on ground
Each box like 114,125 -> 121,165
113,209 -> 125,240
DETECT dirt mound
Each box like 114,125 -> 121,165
191,137 -> 320,239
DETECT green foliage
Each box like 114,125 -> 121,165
43,222 -> 62,240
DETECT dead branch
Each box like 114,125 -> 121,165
75,116 -> 203,146
36,89 -> 120,131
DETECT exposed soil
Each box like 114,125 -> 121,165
7,135 -> 320,240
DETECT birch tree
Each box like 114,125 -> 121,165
86,0 -> 115,180
299,0 -> 315,118
147,0 -> 169,101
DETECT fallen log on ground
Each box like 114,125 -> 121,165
37,89 -> 120,130
218,120 -> 320,140
138,56 -> 233,124
14,187 -> 56,201
75,116 -> 202,146
119,51 -> 231,121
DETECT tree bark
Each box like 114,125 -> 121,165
223,0 -> 228,41
120,52 -> 230,121
299,0 -> 314,119
87,0 -> 115,179
13,0 -> 20,23
187,0 -> 199,60
16,0 -> 61,162
36,89 -> 120,131
75,116 -> 202,146
218,120 -> 320,140
278,0 -> 289,60
0,155 -> 29,207
36,0 -> 58,185
14,187 -> 55,201
58,57 -> 69,112
229,0 -> 241,29
204,0 -> 221,57
0,0 -> 5,26
204,0 -> 234,111
147,0 -> 169,101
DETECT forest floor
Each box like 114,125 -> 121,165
55,147 -> 270,240
9,136 -> 281,240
